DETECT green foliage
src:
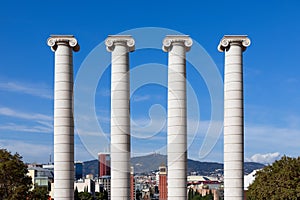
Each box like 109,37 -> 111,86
103,190 -> 108,200
0,149 -> 32,199
192,195 -> 202,200
247,156 -> 300,200
188,188 -> 213,200
188,188 -> 194,200
78,191 -> 93,200
200,192 -> 213,200
28,185 -> 49,200
95,190 -> 108,200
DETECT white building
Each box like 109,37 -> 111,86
244,170 -> 259,190
74,176 -> 96,196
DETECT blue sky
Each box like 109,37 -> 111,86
0,0 -> 299,164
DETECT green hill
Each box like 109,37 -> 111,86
83,153 -> 264,177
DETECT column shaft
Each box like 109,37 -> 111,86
224,44 -> 244,200
106,36 -> 135,200
54,43 -> 74,199
163,35 -> 192,200
47,35 -> 79,200
218,35 -> 250,200
111,44 -> 130,200
168,44 -> 187,199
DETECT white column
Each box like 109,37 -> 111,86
47,35 -> 80,200
163,35 -> 192,200
218,35 -> 250,200
105,35 -> 135,200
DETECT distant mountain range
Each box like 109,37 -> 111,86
83,153 -> 265,177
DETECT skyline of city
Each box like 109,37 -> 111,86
0,0 -> 300,165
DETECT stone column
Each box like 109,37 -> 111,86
105,35 -> 135,200
218,35 -> 250,200
47,35 -> 80,200
163,35 -> 192,200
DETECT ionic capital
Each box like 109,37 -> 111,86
105,35 -> 135,52
218,35 -> 250,52
162,35 -> 192,52
47,35 -> 80,52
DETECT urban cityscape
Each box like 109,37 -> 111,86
25,152 -> 264,200
1,1 -> 300,200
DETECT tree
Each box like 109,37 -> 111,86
103,190 -> 108,200
247,156 -> 300,200
78,191 -> 93,200
194,189 -> 200,197
74,187 -> 79,200
95,192 -> 103,200
136,189 -> 142,200
95,190 -> 108,200
28,185 -> 49,200
201,191 -> 213,200
192,195 -> 202,200
0,149 -> 32,199
188,188 -> 194,200
188,188 -> 215,200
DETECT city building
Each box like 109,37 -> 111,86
75,161 -> 83,180
27,166 -> 54,196
187,175 -> 222,191
42,164 -> 54,173
130,166 -> 135,200
74,175 -> 96,197
187,175 -> 223,200
188,187 -> 221,200
244,170 -> 259,190
98,153 -> 111,177
98,153 -> 111,199
158,164 -> 167,200
99,176 -> 111,200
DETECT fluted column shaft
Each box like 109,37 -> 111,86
218,35 -> 250,200
47,35 -> 79,200
106,36 -> 135,200
163,35 -> 192,200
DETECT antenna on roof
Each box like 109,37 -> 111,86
49,154 -> 52,164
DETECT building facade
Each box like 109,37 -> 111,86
75,161 -> 83,180
131,166 -> 135,200
98,153 -> 111,177
159,164 -> 167,200
99,176 -> 111,200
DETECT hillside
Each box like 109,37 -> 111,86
83,154 -> 264,177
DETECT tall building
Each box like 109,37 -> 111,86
159,164 -> 167,200
98,153 -> 111,177
99,176 -> 111,200
130,166 -> 135,200
98,153 -> 111,199
75,161 -> 83,180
